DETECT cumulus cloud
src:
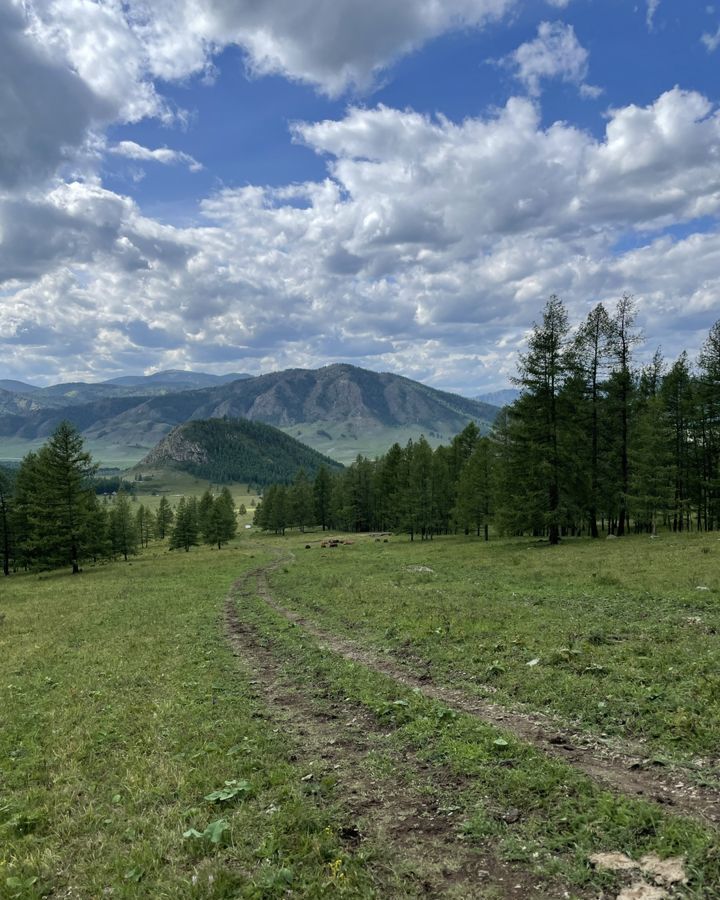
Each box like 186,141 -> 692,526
0,3 -> 108,190
2,87 -> 720,390
109,141 -> 203,172
22,0 -> 517,103
0,0 -> 519,200
502,21 -> 601,98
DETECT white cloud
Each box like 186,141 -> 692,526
0,3 -> 109,190
503,21 -> 600,98
22,0 -> 518,103
109,141 -> 203,172
701,25 -> 720,51
2,89 -> 720,390
0,0 -> 520,197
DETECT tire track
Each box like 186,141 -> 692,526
254,559 -> 720,829
225,564 -> 583,899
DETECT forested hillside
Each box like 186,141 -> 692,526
255,298 -> 720,541
0,422 -> 251,573
139,418 -> 343,486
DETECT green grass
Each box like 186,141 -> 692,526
0,545 -> 378,898
276,423 -> 456,465
126,466 -> 260,519
233,571 -> 720,897
2,529 -> 719,897
0,439 -> 151,470
268,531 -> 720,763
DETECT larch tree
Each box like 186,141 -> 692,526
573,303 -> 612,537
155,496 -> 174,539
109,491 -> 138,561
34,422 -> 98,573
607,294 -> 642,536
511,296 -> 574,545
0,468 -> 13,576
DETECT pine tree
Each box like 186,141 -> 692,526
135,503 -> 154,548
630,352 -> 672,533
198,490 -> 215,538
607,294 -> 642,536
697,320 -> 720,529
109,492 -> 138,560
32,422 -> 98,573
85,496 -> 112,562
203,488 -> 237,548
661,352 -> 695,532
510,296 -> 574,544
573,303 -> 612,537
289,469 -> 314,532
313,466 -> 332,531
170,497 -> 200,551
155,496 -> 174,539
407,437 -> 434,540
0,468 -> 13,576
453,438 -> 493,539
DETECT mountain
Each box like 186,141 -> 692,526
0,379 -> 39,394
139,418 -> 343,485
104,370 -> 252,389
475,388 -> 520,407
0,364 -> 500,465
0,370 -> 253,410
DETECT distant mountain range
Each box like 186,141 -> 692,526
104,370 -> 252,389
140,418 -> 343,486
0,365 -> 500,465
474,389 -> 520,407
0,370 -> 253,415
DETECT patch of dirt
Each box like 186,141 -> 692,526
225,566 -> 581,899
590,851 -> 687,900
254,560 -> 720,829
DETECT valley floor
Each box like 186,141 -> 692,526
1,532 -> 718,897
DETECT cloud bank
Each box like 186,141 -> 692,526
0,1 -> 719,393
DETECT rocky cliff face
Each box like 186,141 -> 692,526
142,428 -> 208,468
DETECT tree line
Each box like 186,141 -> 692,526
0,422 -> 241,575
254,297 -> 720,544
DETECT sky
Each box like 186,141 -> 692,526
1,0 -> 720,395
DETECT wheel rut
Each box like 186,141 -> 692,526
253,558 -> 720,829
225,564 -> 583,899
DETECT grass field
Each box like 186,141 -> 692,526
0,545 -> 386,898
269,531 -> 720,764
126,467 -> 260,521
1,530 -> 719,897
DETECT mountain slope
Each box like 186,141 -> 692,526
0,371 -> 253,410
475,389 -> 520,407
103,370 -> 252,389
0,380 -> 39,394
0,364 -> 500,464
140,418 -> 343,485
85,364 -> 498,437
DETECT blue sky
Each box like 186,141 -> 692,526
1,0 -> 720,393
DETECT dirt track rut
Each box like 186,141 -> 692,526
225,564 -> 583,899
251,559 -> 720,829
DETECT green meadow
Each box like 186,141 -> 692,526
1,530 -> 719,897
269,531 -> 720,763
